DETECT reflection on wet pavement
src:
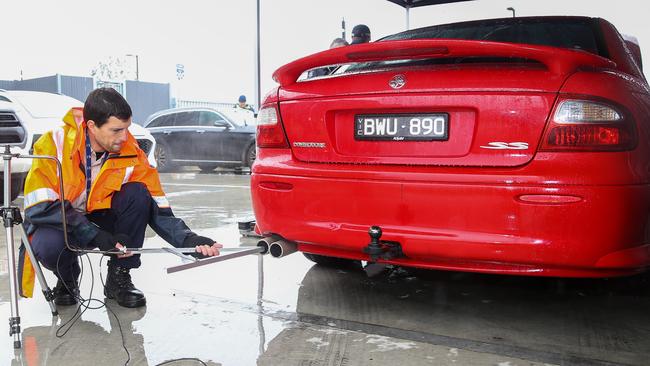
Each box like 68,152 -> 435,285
2,171 -> 649,365
294,265 -> 650,365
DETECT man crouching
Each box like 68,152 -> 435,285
23,87 -> 222,308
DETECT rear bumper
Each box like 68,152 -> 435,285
251,170 -> 650,278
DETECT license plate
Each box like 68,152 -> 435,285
355,113 -> 449,141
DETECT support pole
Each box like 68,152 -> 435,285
3,147 -> 21,349
254,0 -> 261,111
257,254 -> 265,356
406,6 -> 410,30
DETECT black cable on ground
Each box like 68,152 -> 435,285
55,249 -> 131,365
52,246 -> 208,366
156,358 -> 208,366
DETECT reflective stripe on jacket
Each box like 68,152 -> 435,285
23,107 -> 194,247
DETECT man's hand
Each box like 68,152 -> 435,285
113,233 -> 133,258
183,235 -> 223,258
114,243 -> 134,258
194,243 -> 223,257
94,231 -> 134,257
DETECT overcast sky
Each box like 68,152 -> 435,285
2,0 -> 647,104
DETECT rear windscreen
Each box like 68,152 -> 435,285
303,17 -> 605,80
382,17 -> 604,56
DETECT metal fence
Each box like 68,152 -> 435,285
175,99 -> 235,110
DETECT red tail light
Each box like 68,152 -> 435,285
548,125 -> 620,146
256,105 -> 289,148
540,99 -> 636,151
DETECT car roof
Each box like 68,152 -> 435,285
0,90 -> 82,119
144,107 -> 233,126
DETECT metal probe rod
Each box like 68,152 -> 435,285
18,155 -> 73,253
166,247 -> 264,273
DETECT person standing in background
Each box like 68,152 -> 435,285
351,24 -> 371,44
307,37 -> 350,79
235,95 -> 255,114
329,37 -> 349,48
233,95 -> 256,126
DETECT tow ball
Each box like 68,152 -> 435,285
362,226 -> 404,262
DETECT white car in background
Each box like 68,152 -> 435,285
0,90 -> 157,203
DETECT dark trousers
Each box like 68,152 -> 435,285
30,182 -> 151,283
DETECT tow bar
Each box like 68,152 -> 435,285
362,226 -> 404,262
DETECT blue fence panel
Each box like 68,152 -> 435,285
0,80 -> 15,90
125,80 -> 171,125
60,76 -> 94,102
14,76 -> 58,93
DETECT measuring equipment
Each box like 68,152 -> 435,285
115,246 -> 267,273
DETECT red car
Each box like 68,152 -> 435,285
252,16 -> 650,278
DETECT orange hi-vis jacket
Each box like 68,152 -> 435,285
24,108 -> 169,212
20,107 -> 196,297
24,108 -> 169,223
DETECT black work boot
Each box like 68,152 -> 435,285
104,264 -> 146,308
53,278 -> 79,306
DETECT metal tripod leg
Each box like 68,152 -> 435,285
18,224 -> 58,316
3,208 -> 21,349
2,148 -> 65,349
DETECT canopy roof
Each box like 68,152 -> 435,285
386,0 -> 475,8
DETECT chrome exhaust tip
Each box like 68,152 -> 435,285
269,240 -> 297,258
256,237 -> 277,255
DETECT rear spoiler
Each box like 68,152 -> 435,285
273,39 -> 616,86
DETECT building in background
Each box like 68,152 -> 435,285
0,75 -> 171,125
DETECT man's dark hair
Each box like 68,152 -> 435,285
83,87 -> 132,127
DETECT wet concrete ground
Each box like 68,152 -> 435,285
1,169 -> 649,365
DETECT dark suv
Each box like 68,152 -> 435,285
144,107 -> 256,172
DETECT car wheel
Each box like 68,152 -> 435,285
244,143 -> 256,168
155,143 -> 174,172
303,253 -> 362,269
198,164 -> 218,172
